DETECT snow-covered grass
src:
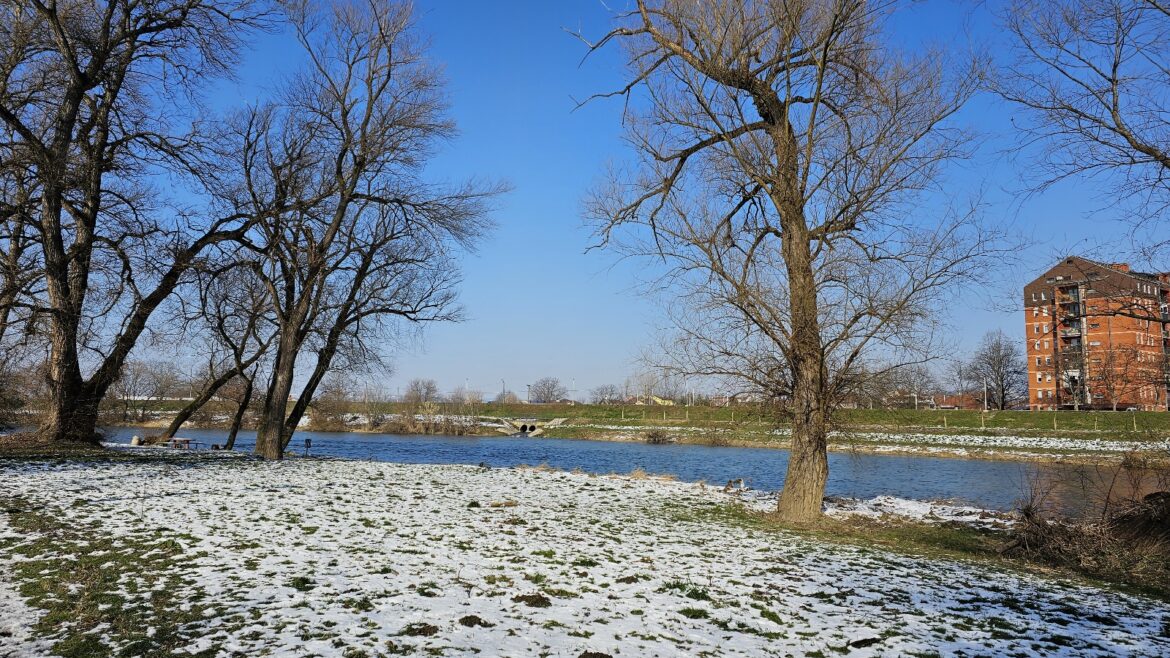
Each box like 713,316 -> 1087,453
2,454 -> 1169,657
836,431 -> 1170,455
557,422 -> 1170,459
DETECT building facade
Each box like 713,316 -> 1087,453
1024,257 -> 1170,411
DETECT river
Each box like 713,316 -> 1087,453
103,426 -> 1141,514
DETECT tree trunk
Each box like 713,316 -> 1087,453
39,325 -> 103,444
279,333 -> 345,452
160,365 -> 241,440
40,388 -> 101,444
224,378 -> 253,451
255,338 -> 298,459
774,197 -> 828,523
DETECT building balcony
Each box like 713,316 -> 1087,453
1059,328 -> 1081,337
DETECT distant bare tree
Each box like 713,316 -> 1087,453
529,377 -> 567,403
110,359 -> 181,423
999,0 -> 1170,253
968,330 -> 1028,410
494,390 -> 521,404
583,0 -> 998,520
1090,345 -> 1148,410
241,2 -> 499,459
359,384 -> 393,429
590,384 -> 623,404
403,379 -> 440,404
0,0 -> 272,443
446,387 -> 482,405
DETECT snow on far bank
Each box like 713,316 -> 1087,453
0,457 -> 1167,657
837,431 -> 1170,454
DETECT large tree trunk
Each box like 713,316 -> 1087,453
775,218 -> 829,523
255,338 -> 298,459
224,378 -> 253,451
41,388 -> 102,444
279,328 -> 346,452
40,314 -> 103,444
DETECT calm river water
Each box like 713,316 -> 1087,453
99,426 -> 1093,512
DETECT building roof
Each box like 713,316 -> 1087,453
1023,256 -> 1166,307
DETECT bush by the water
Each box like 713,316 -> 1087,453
644,429 -> 674,444
1004,452 -> 1170,596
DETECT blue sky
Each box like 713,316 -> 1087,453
212,0 -> 1144,398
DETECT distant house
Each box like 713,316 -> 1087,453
626,395 -> 676,406
935,393 -> 981,410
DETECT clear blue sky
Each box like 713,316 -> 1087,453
212,0 -> 1144,399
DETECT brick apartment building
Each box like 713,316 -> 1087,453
1024,257 -> 1170,411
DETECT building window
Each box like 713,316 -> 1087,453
1036,373 -> 1042,382
1032,307 -> 1038,317
1043,323 -> 1050,333
1031,292 -> 1037,301
1034,340 -> 1041,350
1041,292 -> 1047,300
1045,356 -> 1051,365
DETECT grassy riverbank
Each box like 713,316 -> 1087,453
2,451 -> 1168,657
10,404 -> 1169,462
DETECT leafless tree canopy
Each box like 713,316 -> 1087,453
0,0 -> 273,442
968,329 -> 1028,410
584,0 -> 1001,520
999,0 -> 1170,253
590,383 -> 623,404
214,1 -> 498,458
529,377 -> 567,403
403,378 -> 440,404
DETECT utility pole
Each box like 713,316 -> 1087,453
983,378 -> 989,412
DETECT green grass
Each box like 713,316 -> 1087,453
0,500 -> 217,657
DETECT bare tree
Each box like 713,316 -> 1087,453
403,378 -> 440,404
0,130 -> 41,361
219,372 -> 257,450
0,0 -> 272,443
158,267 -> 275,439
1090,345 -> 1147,410
590,384 -> 623,404
238,2 -> 499,459
109,359 -> 180,423
583,0 -> 999,521
494,390 -> 521,404
999,0 -> 1170,253
968,330 -> 1028,410
529,377 -> 567,403
359,384 -> 393,429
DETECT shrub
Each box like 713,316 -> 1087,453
644,429 -> 674,444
